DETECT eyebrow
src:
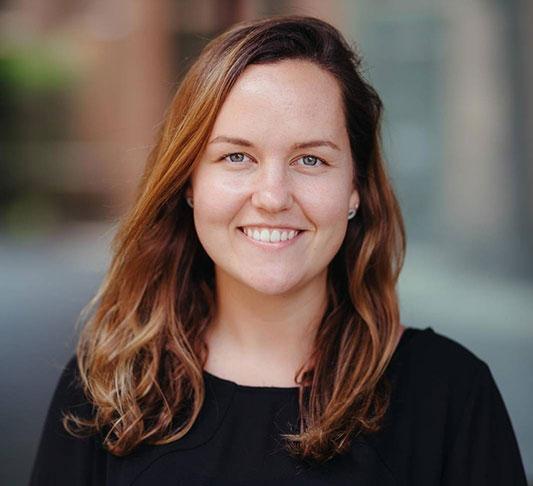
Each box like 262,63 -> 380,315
208,135 -> 340,151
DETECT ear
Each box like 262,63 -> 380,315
185,183 -> 193,200
349,187 -> 360,211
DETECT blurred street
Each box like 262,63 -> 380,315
0,224 -> 111,485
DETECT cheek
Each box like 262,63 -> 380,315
192,197 -> 233,264
193,173 -> 242,225
301,185 -> 351,258
301,184 -> 350,226
308,193 -> 350,258
194,201 -> 235,254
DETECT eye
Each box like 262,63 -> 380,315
219,152 -> 326,167
295,155 -> 326,167
221,152 -> 251,164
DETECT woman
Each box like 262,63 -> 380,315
30,15 -> 527,485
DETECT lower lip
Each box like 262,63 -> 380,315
237,227 -> 305,250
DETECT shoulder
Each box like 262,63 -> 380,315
29,355 -> 105,485
49,354 -> 93,421
357,328 -> 527,484
396,326 -> 489,383
59,354 -> 80,383
57,354 -> 83,395
390,326 -> 494,419
390,326 -> 512,436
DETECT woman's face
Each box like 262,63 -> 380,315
187,59 -> 359,296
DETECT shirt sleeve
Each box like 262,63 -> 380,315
442,361 -> 528,486
29,355 -> 107,486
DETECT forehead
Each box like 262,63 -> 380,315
211,59 -> 346,140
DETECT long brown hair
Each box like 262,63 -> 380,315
64,14 -> 406,463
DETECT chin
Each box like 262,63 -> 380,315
249,284 -> 295,296
216,265 -> 311,296
240,274 -> 306,296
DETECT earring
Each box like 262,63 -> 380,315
186,196 -> 194,208
348,205 -> 358,220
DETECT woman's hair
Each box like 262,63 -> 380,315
64,14 -> 406,463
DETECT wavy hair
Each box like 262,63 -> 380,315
64,14 -> 406,463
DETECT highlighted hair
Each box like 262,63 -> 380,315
64,14 -> 406,463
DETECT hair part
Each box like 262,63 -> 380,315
64,14 -> 406,464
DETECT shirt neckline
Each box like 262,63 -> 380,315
203,326 -> 416,393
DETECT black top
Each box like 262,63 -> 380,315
29,327 -> 527,485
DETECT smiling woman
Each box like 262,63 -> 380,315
30,14 -> 527,486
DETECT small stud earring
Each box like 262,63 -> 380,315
348,205 -> 358,220
186,196 -> 194,208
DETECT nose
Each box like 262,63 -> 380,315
250,161 -> 294,213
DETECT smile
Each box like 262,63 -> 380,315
237,227 -> 305,248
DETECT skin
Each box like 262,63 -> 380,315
186,59 -> 404,386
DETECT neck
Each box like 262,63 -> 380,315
203,269 -> 328,386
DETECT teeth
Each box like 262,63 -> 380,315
242,227 -> 300,243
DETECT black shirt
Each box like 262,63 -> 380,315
29,327 -> 528,485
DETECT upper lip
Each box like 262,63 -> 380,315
239,224 -> 306,231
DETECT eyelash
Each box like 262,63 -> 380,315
218,152 -> 327,168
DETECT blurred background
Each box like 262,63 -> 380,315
0,0 -> 531,484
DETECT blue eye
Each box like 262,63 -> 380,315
220,152 -> 326,167
297,155 -> 324,167
222,152 -> 249,164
